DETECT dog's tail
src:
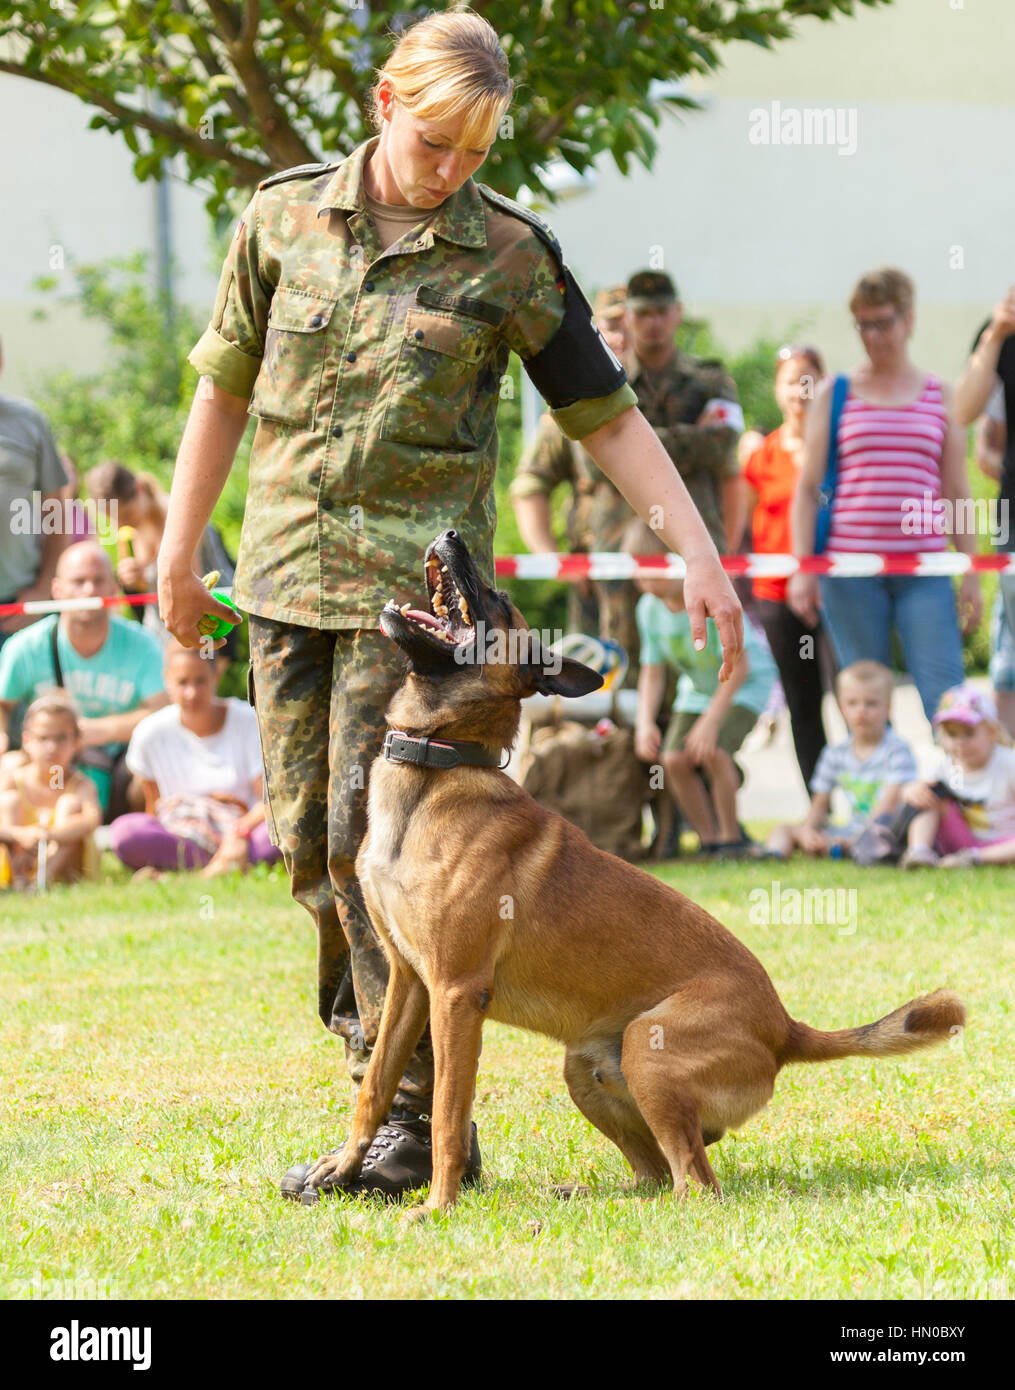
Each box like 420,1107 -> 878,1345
781,989 -> 965,1065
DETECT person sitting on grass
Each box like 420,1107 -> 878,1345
766,660 -> 916,860
900,683 -> 1015,868
110,641 -> 281,879
627,519 -> 776,858
0,694 -> 101,889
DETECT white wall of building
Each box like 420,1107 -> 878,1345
546,0 -> 1015,380
1,76 -> 220,397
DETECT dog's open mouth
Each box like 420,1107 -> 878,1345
389,551 -> 477,648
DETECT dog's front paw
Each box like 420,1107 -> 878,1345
306,1151 -> 361,1191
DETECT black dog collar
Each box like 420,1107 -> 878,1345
383,729 -> 508,770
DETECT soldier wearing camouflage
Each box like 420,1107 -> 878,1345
188,130 -> 637,1122
510,273 -> 742,684
509,284 -> 640,674
161,11 -> 741,1204
624,270 -> 742,555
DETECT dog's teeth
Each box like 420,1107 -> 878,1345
400,603 -> 411,614
441,565 -> 449,574
460,595 -> 470,623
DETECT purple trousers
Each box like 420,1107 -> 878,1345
110,813 -> 281,870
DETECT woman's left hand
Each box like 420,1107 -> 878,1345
957,572 -> 982,637
683,554 -> 743,682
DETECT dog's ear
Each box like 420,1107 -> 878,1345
529,653 -> 604,699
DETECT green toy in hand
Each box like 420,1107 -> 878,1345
197,571 -> 242,640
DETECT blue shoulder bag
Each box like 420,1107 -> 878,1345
813,373 -> 850,555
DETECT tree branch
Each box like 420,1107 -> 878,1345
274,0 -> 371,126
0,58 -> 272,183
170,0 -> 256,129
535,89 -> 587,146
205,0 -> 317,167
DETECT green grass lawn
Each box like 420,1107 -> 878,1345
2,854 -> 1012,1300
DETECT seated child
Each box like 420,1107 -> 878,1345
110,641 -> 281,877
767,660 -> 916,859
0,694 -> 101,889
626,519 -> 777,856
901,683 -> 1015,867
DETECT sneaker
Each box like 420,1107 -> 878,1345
900,845 -> 940,869
282,1115 -> 481,1203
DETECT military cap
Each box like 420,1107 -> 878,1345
626,270 -> 679,310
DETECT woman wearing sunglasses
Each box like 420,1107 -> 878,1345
789,268 -> 981,722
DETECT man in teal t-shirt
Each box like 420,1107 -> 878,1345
0,542 -> 167,816
627,520 -> 776,855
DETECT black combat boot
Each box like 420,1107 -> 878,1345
281,1107 -> 482,1203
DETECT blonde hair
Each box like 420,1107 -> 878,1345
849,267 -> 915,319
372,9 -> 512,151
22,693 -> 81,739
835,659 -> 894,704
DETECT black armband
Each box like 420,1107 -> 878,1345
523,267 -> 628,409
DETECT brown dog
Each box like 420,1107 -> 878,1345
306,529 -> 965,1217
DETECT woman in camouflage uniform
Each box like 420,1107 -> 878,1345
159,11 -> 742,1202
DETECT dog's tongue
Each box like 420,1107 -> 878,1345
405,608 -> 443,630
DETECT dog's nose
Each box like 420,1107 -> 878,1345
445,529 -> 458,540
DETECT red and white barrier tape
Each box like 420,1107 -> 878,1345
0,590 -> 231,619
1,554 -> 1010,618
493,552 -> 1014,581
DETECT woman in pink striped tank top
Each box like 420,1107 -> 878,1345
789,268 -> 982,722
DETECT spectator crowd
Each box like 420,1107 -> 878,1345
2,266 -> 1015,888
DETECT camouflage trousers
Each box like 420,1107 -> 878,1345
247,616 -> 434,1117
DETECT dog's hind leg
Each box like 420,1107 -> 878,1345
307,957 -> 429,1191
562,1046 -> 671,1189
621,995 -> 777,1199
621,1007 -> 725,1199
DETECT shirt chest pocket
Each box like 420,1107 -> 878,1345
250,288 -> 339,431
380,308 -> 499,451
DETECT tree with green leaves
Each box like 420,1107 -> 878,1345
2,1 -> 891,216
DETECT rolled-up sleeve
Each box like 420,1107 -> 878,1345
553,385 -> 637,441
187,197 -> 270,398
505,244 -> 638,442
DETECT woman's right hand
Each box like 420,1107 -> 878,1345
787,570 -> 821,626
158,566 -> 233,650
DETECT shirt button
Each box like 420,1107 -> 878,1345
364,280 -> 375,292
414,329 -> 424,341
321,498 -> 334,511
310,314 -> 324,328
331,425 -> 343,439
346,351 -> 357,364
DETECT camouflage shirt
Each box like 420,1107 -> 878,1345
509,413 -> 633,552
188,137 -> 636,629
627,350 -> 740,552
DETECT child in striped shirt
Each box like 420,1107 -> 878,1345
766,660 -> 916,858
